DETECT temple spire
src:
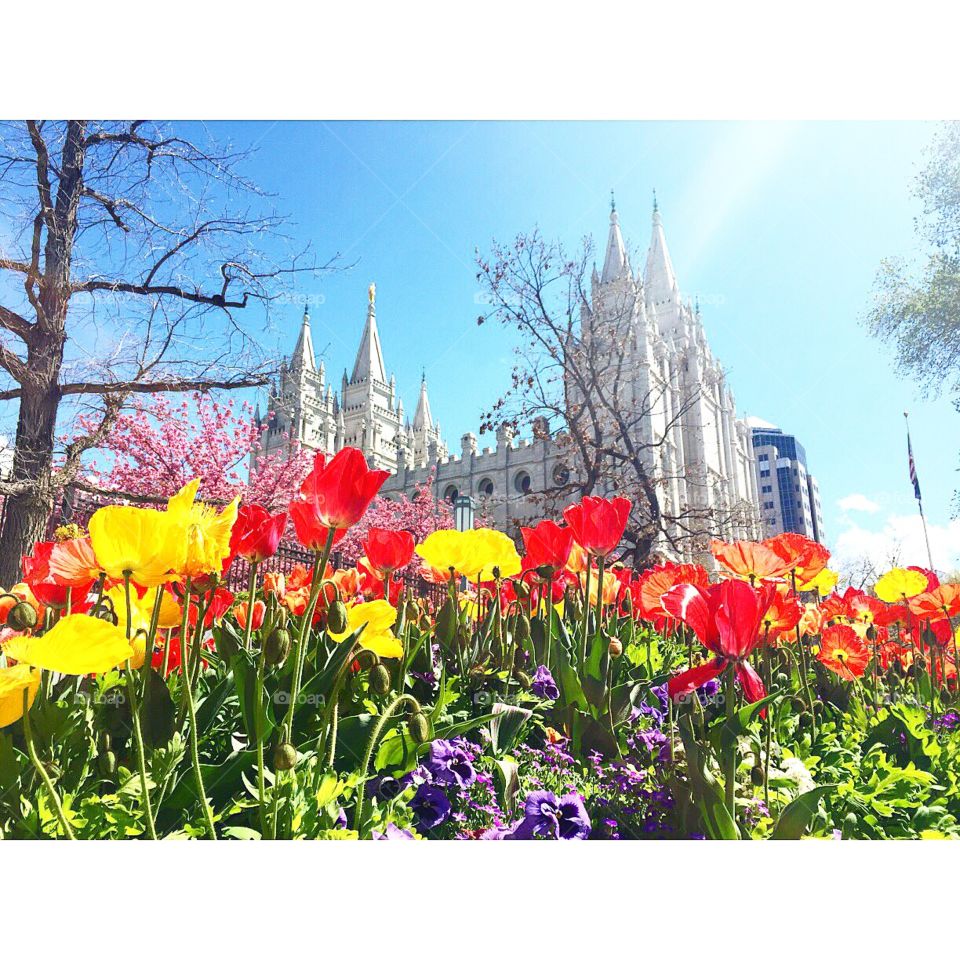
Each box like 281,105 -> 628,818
643,195 -> 679,306
291,304 -> 316,373
600,192 -> 630,283
350,282 -> 387,384
413,373 -> 433,431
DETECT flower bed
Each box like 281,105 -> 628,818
0,447 -> 958,840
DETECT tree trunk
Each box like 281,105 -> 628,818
0,384 -> 60,585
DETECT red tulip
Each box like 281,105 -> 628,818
521,519 -> 574,574
289,502 -> 347,552
229,504 -> 287,564
297,447 -> 389,531
364,528 -> 416,575
562,496 -> 631,558
661,578 -> 776,703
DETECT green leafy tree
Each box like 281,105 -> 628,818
868,121 -> 960,405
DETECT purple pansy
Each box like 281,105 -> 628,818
531,665 -> 560,700
424,739 -> 477,789
506,789 -> 591,840
372,822 -> 416,840
410,783 -> 451,830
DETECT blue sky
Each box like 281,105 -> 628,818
207,120 -> 956,571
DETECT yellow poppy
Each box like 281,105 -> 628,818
165,478 -> 239,579
0,664 -> 40,728
416,529 -> 470,577
4,614 -> 134,675
105,585 -> 182,668
462,528 -> 522,581
874,567 -> 928,603
796,567 -> 839,595
89,505 -> 178,587
328,599 -> 402,658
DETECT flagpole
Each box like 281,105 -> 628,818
904,411 -> 936,572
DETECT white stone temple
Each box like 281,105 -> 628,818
257,198 -> 760,557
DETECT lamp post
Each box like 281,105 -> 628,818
453,494 -> 475,533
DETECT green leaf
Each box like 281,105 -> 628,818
140,667 -> 176,749
229,650 -> 263,744
678,715 -> 739,840
770,785 -> 836,839
489,702 -> 532,756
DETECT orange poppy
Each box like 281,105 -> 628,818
631,562 -> 709,628
710,539 -> 793,582
906,583 -> 960,622
764,532 -> 830,582
817,624 -> 870,680
758,584 -> 803,641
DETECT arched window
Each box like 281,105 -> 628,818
552,464 -> 570,486
443,484 -> 459,503
514,471 -> 532,495
478,477 -> 494,497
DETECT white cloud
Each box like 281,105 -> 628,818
832,512 -> 960,575
837,493 -> 880,513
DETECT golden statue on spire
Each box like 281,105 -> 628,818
368,282 -> 376,306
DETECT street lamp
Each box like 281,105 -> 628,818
453,494 -> 475,533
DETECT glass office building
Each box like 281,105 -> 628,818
749,422 -> 824,543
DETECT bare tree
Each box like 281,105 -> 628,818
0,120 -> 329,583
476,231 -> 756,566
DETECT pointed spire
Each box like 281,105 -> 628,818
644,194 -> 679,306
413,372 -> 433,431
292,305 -> 316,373
601,192 -> 630,283
350,283 -> 387,384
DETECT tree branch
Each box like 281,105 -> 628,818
0,372 -> 274,402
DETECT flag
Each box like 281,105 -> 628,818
907,433 -> 922,502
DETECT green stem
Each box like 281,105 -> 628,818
352,694 -> 420,835
123,664 -> 158,839
123,575 -> 158,840
243,563 -> 260,651
255,645 -> 268,838
723,661 -> 737,826
22,686 -> 76,839
285,530 -> 336,739
326,700 -> 339,768
182,661 -> 217,839
580,561 -> 592,668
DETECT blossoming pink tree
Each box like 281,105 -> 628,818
335,471 -> 453,567
80,393 -> 313,508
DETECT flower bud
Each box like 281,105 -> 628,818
326,600 -> 349,634
608,638 -> 623,658
7,601 -> 37,632
750,765 -> 765,787
404,599 -> 420,622
98,750 -> 117,776
265,628 -> 291,666
216,629 -> 240,661
273,741 -> 298,771
790,696 -> 806,712
408,711 -> 430,744
514,614 -> 530,642
514,669 -> 532,690
370,664 -> 391,695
